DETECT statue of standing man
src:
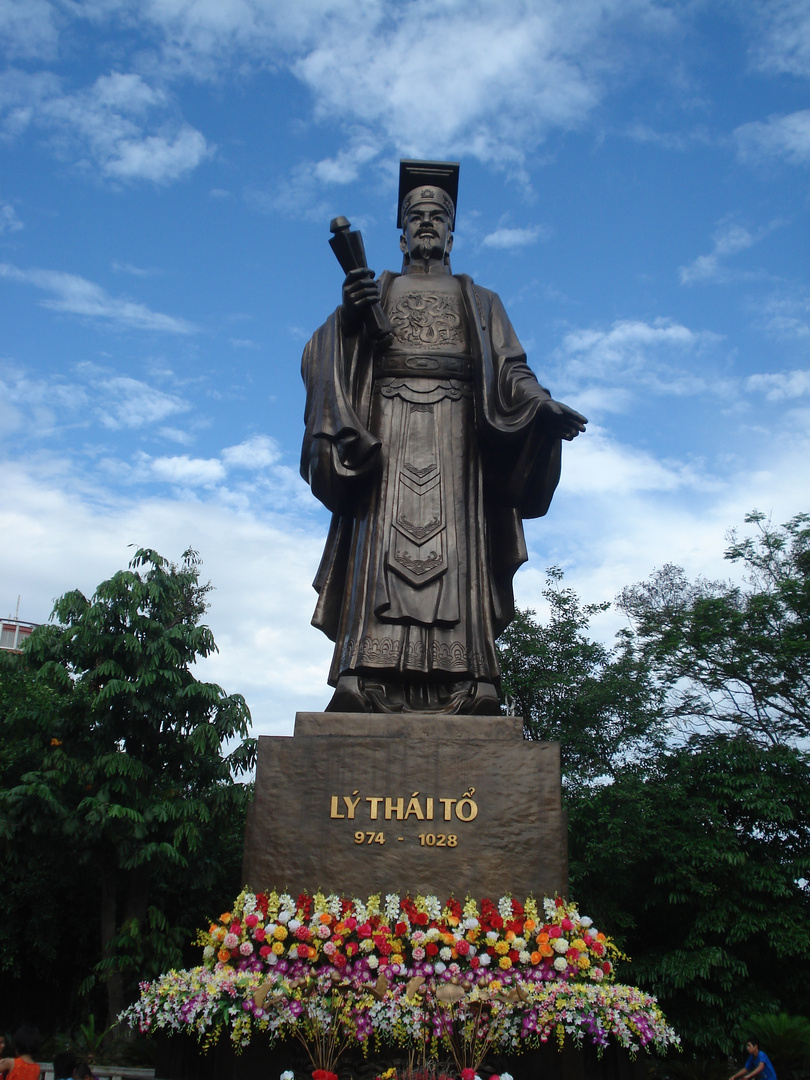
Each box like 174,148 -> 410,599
301,161 -> 587,715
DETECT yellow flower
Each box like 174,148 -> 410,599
494,940 -> 509,955
489,980 -> 502,992
572,938 -> 587,950
578,956 -> 591,969
220,912 -> 232,924
499,956 -> 513,970
272,941 -> 285,955
274,926 -> 288,941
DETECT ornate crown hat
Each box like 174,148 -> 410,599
397,159 -> 460,230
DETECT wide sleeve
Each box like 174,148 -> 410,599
300,307 -> 380,514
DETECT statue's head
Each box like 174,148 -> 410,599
397,159 -> 459,269
399,186 -> 454,265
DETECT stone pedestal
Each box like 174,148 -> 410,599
243,713 -> 567,898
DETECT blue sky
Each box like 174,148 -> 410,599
1,0 -> 808,734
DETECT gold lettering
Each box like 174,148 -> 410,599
439,797 -> 456,821
404,793 -> 424,820
343,794 -> 361,819
330,795 -> 345,819
385,797 -> 404,820
366,796 -> 383,820
456,794 -> 478,821
426,797 -> 434,820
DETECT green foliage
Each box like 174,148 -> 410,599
498,567 -> 666,791
569,735 -> 810,1054
617,512 -> 810,745
0,547 -> 256,1030
743,1014 -> 810,1080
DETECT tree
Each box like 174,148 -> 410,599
617,512 -> 810,745
497,567 -> 666,791
0,548 -> 256,1028
568,734 -> 810,1054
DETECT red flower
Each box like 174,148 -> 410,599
561,917 -> 574,931
415,912 -> 429,926
508,949 -> 519,962
344,916 -> 358,930
333,953 -> 347,968
602,961 -> 612,974
395,921 -> 408,936
548,926 -> 562,938
566,948 -> 580,961
358,923 -> 373,938
295,925 -> 312,941
346,942 -> 359,956
313,1070 -> 338,1080
259,945 -> 272,957
426,943 -> 439,956
592,941 -> 605,956
470,956 -> 480,969
555,898 -> 564,908
455,939 -> 470,956
461,1069 -> 476,1080
298,893 -> 313,921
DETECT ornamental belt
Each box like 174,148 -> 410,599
374,351 -> 473,380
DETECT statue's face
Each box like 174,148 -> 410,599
400,201 -> 453,262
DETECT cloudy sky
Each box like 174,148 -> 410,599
1,0 -> 808,735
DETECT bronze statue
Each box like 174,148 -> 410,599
301,161 -> 586,715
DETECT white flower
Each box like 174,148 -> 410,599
367,955 -> 379,969
553,956 -> 568,971
268,952 -> 278,966
384,894 -> 401,920
498,896 -> 513,919
281,1071 -> 294,1080
203,945 -> 215,961
580,916 -> 593,928
328,895 -> 342,916
486,931 -> 498,942
543,898 -> 557,918
426,927 -> 441,942
513,937 -> 526,949
464,917 -> 479,929
439,947 -> 452,961
277,911 -> 291,924
480,954 -> 491,967
242,893 -> 257,915
288,919 -> 301,931
359,939 -> 374,953
518,950 -> 531,964
501,1072 -> 514,1080
552,937 -> 569,954
434,961 -> 446,973
424,895 -> 441,920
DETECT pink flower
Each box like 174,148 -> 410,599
561,918 -> 574,931
462,1069 -> 476,1080
245,914 -> 259,928
239,941 -> 254,956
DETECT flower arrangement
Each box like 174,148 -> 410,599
120,890 -> 679,1073
198,889 -> 618,986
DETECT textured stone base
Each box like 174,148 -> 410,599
242,712 -> 567,898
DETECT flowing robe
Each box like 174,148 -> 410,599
301,271 -> 562,691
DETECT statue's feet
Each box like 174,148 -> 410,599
466,680 -> 501,715
325,675 -> 371,713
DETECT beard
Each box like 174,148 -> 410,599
416,235 -> 444,262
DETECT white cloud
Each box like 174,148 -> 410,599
0,262 -> 198,333
748,1 -> 810,79
0,201 -> 23,233
145,453 -> 227,486
0,0 -> 58,61
97,376 -> 191,429
0,68 -> 211,183
482,226 -> 547,249
557,317 -> 721,394
745,370 -> 810,401
754,290 -> 810,340
222,436 -> 281,470
679,222 -> 758,285
734,110 -> 810,166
